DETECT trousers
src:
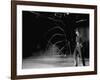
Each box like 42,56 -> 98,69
73,44 -> 85,66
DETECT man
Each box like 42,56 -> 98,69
73,28 -> 85,66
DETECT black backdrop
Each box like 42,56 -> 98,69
22,11 -> 89,59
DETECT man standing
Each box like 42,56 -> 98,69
73,28 -> 85,66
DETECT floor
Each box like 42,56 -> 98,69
22,54 -> 89,69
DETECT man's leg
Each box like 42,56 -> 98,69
75,52 -> 78,66
81,52 -> 85,66
78,47 -> 85,66
73,47 -> 78,66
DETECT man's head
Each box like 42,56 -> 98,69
75,28 -> 79,36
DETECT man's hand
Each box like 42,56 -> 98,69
80,43 -> 83,48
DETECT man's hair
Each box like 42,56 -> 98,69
75,28 -> 80,33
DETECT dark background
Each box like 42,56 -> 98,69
22,11 -> 89,59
